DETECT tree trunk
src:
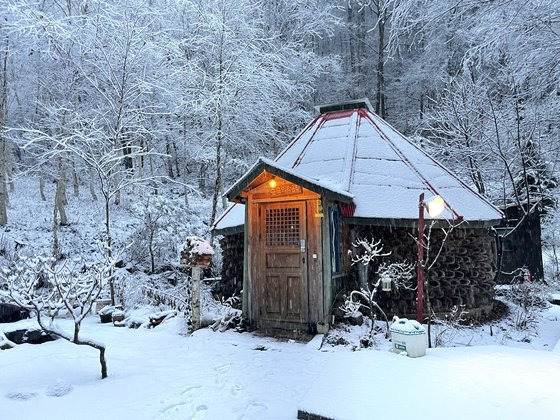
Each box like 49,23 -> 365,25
0,41 -> 8,226
210,121 -> 223,227
148,212 -> 155,273
172,140 -> 181,179
6,142 -> 14,193
72,161 -> 80,197
98,346 -> 108,379
166,137 -> 174,178
39,174 -> 46,201
56,160 -> 68,226
37,318 -> 108,379
88,168 -> 97,200
113,172 -> 121,205
182,118 -> 190,207
53,196 -> 60,259
149,154 -> 158,195
104,193 -> 115,305
0,152 -> 7,226
376,13 -> 387,119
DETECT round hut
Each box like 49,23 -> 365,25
213,99 -> 503,333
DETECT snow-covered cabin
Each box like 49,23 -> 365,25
213,99 -> 503,333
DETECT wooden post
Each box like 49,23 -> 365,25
417,193 -> 425,324
179,236 -> 214,332
191,266 -> 202,331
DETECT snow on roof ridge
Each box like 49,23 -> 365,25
275,114 -> 321,163
290,117 -> 327,169
341,111 -> 359,192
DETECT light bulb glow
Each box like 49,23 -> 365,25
268,178 -> 277,188
426,195 -> 445,217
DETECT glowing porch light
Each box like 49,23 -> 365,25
268,178 -> 277,188
426,195 -> 445,218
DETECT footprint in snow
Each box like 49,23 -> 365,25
237,401 -> 267,420
5,391 -> 38,401
231,383 -> 245,396
45,379 -> 73,397
191,404 -> 208,420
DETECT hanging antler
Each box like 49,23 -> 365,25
350,237 -> 391,265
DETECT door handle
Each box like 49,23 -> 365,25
300,239 -> 306,253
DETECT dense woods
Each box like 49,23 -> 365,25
0,0 -> 558,273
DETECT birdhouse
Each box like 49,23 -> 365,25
179,236 -> 214,268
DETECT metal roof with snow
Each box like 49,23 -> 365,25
213,100 -> 503,233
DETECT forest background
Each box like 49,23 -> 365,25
0,0 -> 559,279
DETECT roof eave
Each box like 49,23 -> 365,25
343,217 -> 503,229
225,158 -> 354,204
212,224 -> 244,236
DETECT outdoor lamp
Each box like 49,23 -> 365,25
417,193 -> 446,324
381,276 -> 392,292
268,177 -> 277,188
426,195 -> 445,218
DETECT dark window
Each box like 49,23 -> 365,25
265,207 -> 301,247
329,206 -> 341,274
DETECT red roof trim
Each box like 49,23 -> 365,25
212,203 -> 238,230
275,114 -> 321,162
291,116 -> 327,169
363,112 -> 464,221
366,111 -> 502,219
323,109 -> 357,120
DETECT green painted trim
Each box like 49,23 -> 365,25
321,198 -> 333,323
242,205 -> 249,318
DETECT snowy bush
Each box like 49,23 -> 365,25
128,196 -> 209,272
341,238 -> 415,340
498,269 -> 550,310
431,305 -> 469,347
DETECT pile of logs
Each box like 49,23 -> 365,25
347,225 -> 496,318
217,233 -> 244,299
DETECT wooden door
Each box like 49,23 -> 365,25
259,201 -> 308,328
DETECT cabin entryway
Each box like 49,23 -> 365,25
221,159 -> 351,332
258,201 -> 308,330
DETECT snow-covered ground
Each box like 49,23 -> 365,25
2,179 -> 560,419
1,178 -> 134,261
2,303 -> 560,420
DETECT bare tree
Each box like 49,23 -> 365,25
0,257 -> 113,379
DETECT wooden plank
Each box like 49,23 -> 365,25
306,199 -> 323,325
242,205 -> 249,318
321,198 -> 333,324
265,275 -> 282,315
248,201 -> 260,324
286,276 -> 302,316
266,252 -> 301,268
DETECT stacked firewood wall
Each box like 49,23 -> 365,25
346,225 -> 497,318
216,233 -> 244,299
